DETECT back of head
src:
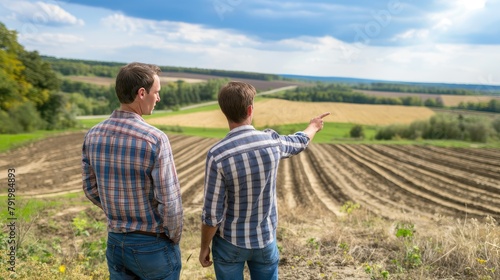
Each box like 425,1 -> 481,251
218,81 -> 256,123
115,62 -> 161,104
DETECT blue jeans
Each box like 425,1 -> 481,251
212,235 -> 279,280
106,232 -> 181,280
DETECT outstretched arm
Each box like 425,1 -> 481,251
302,112 -> 331,141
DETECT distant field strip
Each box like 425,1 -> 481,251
356,89 -> 500,107
147,98 -> 436,127
65,75 -> 205,86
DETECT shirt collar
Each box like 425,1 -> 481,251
227,125 -> 255,136
111,110 -> 145,122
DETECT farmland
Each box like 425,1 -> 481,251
1,77 -> 499,278
64,72 -> 304,91
355,89 -> 500,107
1,131 -> 498,220
0,127 -> 499,279
148,98 -> 436,128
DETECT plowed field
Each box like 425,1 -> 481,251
1,132 -> 499,222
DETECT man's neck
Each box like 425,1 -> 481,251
228,119 -> 252,131
120,104 -> 141,116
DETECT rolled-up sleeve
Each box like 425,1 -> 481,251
82,138 -> 102,208
202,154 -> 226,227
153,135 -> 183,243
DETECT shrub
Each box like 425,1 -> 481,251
492,117 -> 500,134
9,102 -> 43,132
349,125 -> 364,139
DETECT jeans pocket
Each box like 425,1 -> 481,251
132,242 -> 180,279
212,236 -> 243,263
261,241 -> 279,264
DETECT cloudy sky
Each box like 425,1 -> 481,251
1,0 -> 500,85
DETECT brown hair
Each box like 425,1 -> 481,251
218,81 -> 256,123
115,62 -> 161,104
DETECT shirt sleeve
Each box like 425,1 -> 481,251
82,138 -> 102,209
152,134 -> 183,244
201,154 -> 225,227
264,129 -> 310,158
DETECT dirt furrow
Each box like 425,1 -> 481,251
389,145 -> 500,182
314,144 -> 430,219
365,145 -> 500,201
287,153 -> 319,208
451,147 -> 500,161
277,159 -> 298,209
340,144 -> 498,219
420,146 -> 500,168
333,145 -> 465,218
326,145 -> 443,220
299,148 -> 343,216
305,144 -> 351,204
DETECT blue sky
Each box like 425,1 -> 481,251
1,0 -> 500,85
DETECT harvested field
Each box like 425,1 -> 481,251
439,95 -> 500,107
147,98 -> 436,128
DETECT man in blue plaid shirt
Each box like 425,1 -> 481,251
82,62 -> 183,280
199,81 -> 329,279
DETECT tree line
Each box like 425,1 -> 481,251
269,83 -> 445,107
457,100 -> 500,113
269,84 -> 500,113
42,56 -> 283,81
374,114 -> 500,143
352,82 -> 500,96
61,78 -> 228,115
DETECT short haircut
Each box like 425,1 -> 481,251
115,62 -> 161,104
218,81 -> 256,123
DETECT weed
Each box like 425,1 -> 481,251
340,201 -> 360,215
394,222 -> 422,270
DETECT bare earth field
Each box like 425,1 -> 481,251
148,98 -> 436,128
0,131 -> 499,279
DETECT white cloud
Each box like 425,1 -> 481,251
1,0 -> 84,26
19,32 -> 84,46
100,13 -> 256,48
3,0 -> 499,85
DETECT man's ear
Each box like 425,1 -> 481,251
246,104 -> 253,117
138,87 -> 146,99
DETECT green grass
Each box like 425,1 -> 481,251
0,131 -> 65,153
77,117 -> 107,129
267,122 -> 379,143
0,192 -> 84,221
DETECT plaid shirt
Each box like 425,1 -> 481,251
202,125 -> 310,249
82,110 -> 183,243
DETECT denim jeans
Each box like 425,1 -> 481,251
106,232 -> 181,280
212,235 -> 279,280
